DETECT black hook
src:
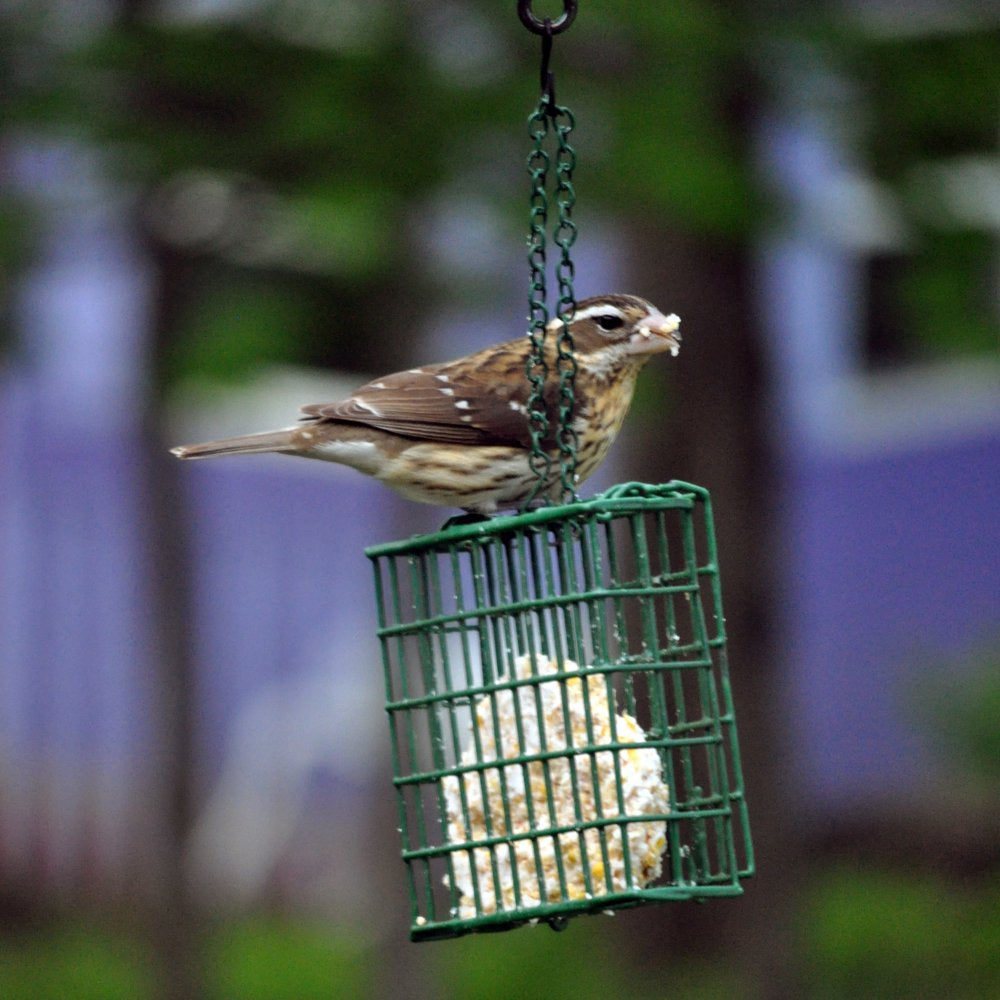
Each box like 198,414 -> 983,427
518,2 -> 577,115
517,0 -> 578,36
539,25 -> 556,112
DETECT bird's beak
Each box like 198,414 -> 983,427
629,312 -> 682,357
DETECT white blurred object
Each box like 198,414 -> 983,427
188,646 -> 382,907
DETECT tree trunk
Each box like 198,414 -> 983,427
627,224 -> 804,996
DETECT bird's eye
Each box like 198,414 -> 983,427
595,314 -> 624,331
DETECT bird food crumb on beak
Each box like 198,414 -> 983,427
658,313 -> 682,356
632,313 -> 681,357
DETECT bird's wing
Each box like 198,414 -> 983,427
300,342 -> 542,447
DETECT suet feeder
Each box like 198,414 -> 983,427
366,2 -> 752,940
367,481 -> 753,940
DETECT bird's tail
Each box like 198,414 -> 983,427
171,429 -> 298,460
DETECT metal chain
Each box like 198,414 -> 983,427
524,105 -> 552,504
521,5 -> 579,508
551,105 -> 578,500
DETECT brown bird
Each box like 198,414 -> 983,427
171,294 -> 680,514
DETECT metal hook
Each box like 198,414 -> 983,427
517,0 -> 578,36
519,2 -> 576,114
539,26 -> 556,111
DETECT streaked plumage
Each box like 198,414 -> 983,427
172,294 -> 681,513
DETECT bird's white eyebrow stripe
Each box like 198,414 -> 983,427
568,304 -> 628,323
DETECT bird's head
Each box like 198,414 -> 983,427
547,295 -> 681,371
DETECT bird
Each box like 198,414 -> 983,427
171,294 -> 681,514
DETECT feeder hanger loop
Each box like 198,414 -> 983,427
517,1 -> 578,116
517,0 -> 578,35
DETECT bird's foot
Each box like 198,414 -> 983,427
440,511 -> 493,531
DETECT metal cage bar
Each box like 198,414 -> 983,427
368,482 -> 753,941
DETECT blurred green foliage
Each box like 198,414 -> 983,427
806,868 -> 1000,1000
899,231 -> 999,359
204,918 -> 373,1000
3,2 -> 998,377
167,275 -> 316,383
847,25 -> 1000,361
914,642 -> 1000,789
858,29 -> 1000,172
3,0 -> 761,381
434,918 -> 742,1000
2,875 -> 998,1000
0,921 -> 154,1000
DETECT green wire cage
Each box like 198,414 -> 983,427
367,481 -> 753,941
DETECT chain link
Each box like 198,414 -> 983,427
524,104 -> 552,503
552,105 -> 578,500
523,98 -> 578,508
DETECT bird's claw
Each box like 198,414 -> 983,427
440,511 -> 493,531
